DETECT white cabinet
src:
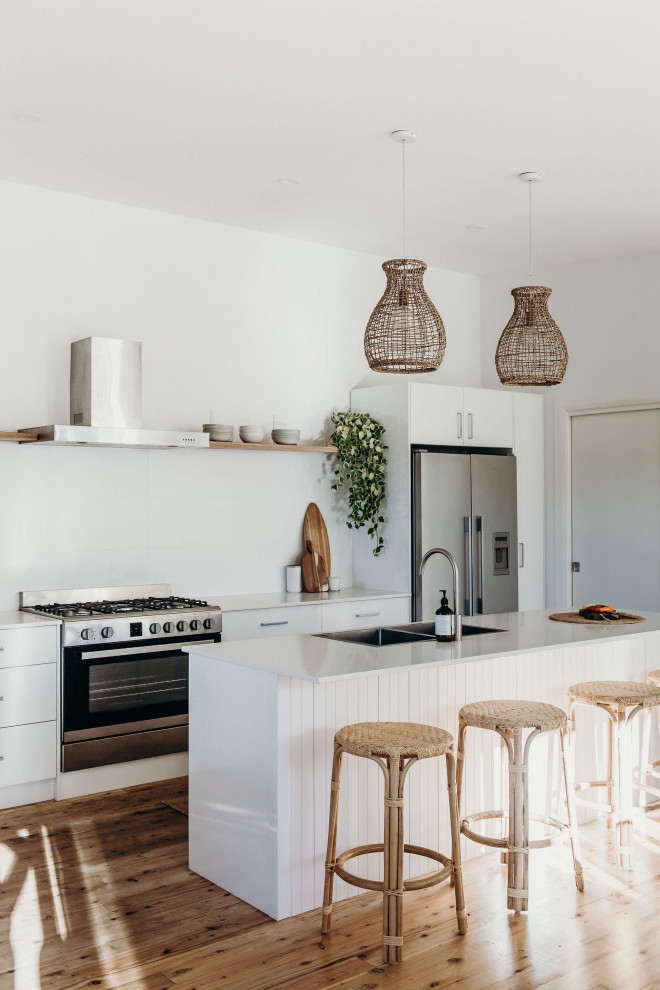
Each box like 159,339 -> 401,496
513,393 -> 545,610
409,384 -> 513,449
321,596 -> 410,632
222,605 -> 324,641
462,387 -> 514,448
0,664 -> 57,727
410,384 -> 464,445
0,722 -> 57,788
0,620 -> 59,807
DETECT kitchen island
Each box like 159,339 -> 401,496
187,610 -> 660,919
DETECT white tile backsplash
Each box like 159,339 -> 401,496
0,443 -> 353,608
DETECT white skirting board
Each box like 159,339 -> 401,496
188,632 -> 660,921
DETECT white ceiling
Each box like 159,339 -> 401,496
1,0 -> 659,275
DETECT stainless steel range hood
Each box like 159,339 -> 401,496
20,337 -> 209,449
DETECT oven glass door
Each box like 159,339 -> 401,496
62,636 -> 218,738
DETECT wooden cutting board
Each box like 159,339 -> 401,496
301,540 -> 328,593
303,503 -> 331,579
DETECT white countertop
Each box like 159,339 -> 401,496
187,609 -> 660,682
209,587 -> 410,612
0,611 -> 61,629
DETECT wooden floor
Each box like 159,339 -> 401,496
3,779 -> 660,990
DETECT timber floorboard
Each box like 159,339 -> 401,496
3,778 -> 660,989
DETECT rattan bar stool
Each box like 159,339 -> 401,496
568,680 -> 660,869
321,721 -> 467,965
457,700 -> 583,913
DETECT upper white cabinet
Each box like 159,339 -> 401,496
409,384 -> 513,449
462,387 -> 514,448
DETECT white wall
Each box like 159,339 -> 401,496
0,180 -> 480,609
480,251 -> 660,607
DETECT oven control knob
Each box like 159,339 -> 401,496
163,622 -> 175,634
203,617 -> 215,630
81,628 -> 93,641
101,627 -> 114,639
190,619 -> 201,631
176,620 -> 188,632
150,622 -> 162,635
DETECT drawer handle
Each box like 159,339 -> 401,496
0,697 -> 3,702
355,612 -> 381,618
0,755 -> 4,761
260,621 -> 289,627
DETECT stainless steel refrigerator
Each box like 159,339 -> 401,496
412,450 -> 518,621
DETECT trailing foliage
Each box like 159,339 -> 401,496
329,411 -> 387,556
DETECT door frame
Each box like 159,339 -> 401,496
555,398 -> 660,608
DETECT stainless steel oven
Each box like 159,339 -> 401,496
61,632 -> 220,771
19,584 -> 222,772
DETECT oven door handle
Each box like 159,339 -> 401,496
79,638 -> 217,661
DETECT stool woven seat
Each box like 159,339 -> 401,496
460,699 -> 567,732
335,721 -> 452,760
568,681 -> 660,707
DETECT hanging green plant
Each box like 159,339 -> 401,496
329,411 -> 388,556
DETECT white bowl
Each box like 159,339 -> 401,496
272,429 -> 301,445
239,425 -> 265,443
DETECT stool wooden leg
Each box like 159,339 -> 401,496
615,706 -> 634,870
560,725 -> 584,891
500,729 -> 513,866
382,757 -> 404,965
607,710 -> 615,829
445,749 -> 468,935
321,743 -> 343,934
507,728 -> 528,913
456,717 -> 467,818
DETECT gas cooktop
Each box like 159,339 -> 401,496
20,584 -> 221,645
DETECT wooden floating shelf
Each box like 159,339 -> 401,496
208,441 -> 338,453
0,431 -> 37,442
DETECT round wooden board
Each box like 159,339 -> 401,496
549,611 -> 645,625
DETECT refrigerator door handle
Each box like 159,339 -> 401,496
463,516 -> 473,615
476,515 -> 484,614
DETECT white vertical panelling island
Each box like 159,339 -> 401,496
187,612 -> 660,920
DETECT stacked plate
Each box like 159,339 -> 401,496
272,428 -> 301,445
203,423 -> 234,442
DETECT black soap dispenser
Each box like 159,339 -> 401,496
435,589 -> 454,642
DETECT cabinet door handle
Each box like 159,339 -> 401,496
0,697 -> 4,702
355,611 -> 381,618
519,542 -> 524,567
467,413 -> 474,440
260,620 -> 289,627
0,646 -> 4,652
457,412 -> 463,439
0,756 -> 4,761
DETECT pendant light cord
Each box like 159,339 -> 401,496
402,140 -> 407,260
528,178 -> 533,280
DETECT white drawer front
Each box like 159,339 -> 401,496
0,721 -> 57,786
0,664 -> 57,728
0,625 -> 59,669
322,597 -> 410,632
222,605 -> 323,641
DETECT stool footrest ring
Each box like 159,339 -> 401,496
334,842 -> 453,894
461,809 -> 570,851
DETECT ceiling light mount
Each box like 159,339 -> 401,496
391,129 -> 417,144
519,171 -> 542,183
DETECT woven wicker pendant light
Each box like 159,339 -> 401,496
365,131 -> 446,374
495,172 -> 568,387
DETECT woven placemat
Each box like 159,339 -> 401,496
549,611 -> 644,626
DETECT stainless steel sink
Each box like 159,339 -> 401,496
392,621 -> 505,638
315,627 -> 434,647
314,621 -> 505,647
